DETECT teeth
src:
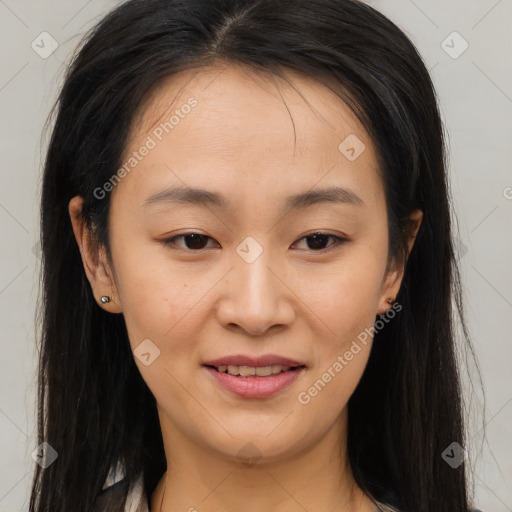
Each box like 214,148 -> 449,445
216,364 -> 292,377
238,365 -> 255,377
255,366 -> 273,377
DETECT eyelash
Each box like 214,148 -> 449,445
161,231 -> 348,253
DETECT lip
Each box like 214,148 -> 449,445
203,366 -> 306,398
202,354 -> 306,367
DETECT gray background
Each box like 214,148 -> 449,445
0,0 -> 511,510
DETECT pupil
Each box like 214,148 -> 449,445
185,234 -> 208,249
308,234 -> 328,250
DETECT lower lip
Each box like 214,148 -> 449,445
203,366 -> 305,398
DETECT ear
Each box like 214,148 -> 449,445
377,209 -> 423,315
68,196 -> 123,313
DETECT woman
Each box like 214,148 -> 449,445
30,0 -> 482,511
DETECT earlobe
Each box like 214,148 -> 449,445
377,265 -> 402,315
68,196 -> 122,313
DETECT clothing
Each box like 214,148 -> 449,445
92,465 -> 148,512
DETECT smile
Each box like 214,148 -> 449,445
209,364 -> 305,377
203,364 -> 306,398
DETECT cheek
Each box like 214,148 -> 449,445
110,219 -> 387,351
109,236 -> 206,346
295,259 -> 381,420
298,342 -> 372,414
300,248 -> 386,347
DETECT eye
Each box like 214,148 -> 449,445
161,232 -> 218,251
161,231 -> 348,253
291,232 -> 348,252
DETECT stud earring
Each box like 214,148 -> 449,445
100,295 -> 111,304
386,297 -> 395,305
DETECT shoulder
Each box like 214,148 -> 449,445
371,498 -> 485,512
373,506 -> 485,512
92,468 -> 149,512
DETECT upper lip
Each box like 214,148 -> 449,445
203,354 -> 306,368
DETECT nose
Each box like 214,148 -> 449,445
215,245 -> 295,336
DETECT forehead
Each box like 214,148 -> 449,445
115,63 -> 383,211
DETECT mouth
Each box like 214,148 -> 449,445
201,358 -> 307,398
203,363 -> 306,377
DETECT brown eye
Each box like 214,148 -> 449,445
162,233 -> 217,250
161,231 -> 348,253
292,232 -> 348,252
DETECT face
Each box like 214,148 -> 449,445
70,63 -> 420,466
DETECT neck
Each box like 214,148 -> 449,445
151,408 -> 377,512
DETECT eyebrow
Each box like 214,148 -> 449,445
142,185 -> 364,212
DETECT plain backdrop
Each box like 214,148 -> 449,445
0,1 -> 511,511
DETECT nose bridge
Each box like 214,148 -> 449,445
235,235 -> 278,307
218,235 -> 291,334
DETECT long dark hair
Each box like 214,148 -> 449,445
32,1 -> 480,511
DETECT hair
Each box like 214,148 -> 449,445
31,1 -> 482,511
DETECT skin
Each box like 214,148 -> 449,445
69,63 -> 422,512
